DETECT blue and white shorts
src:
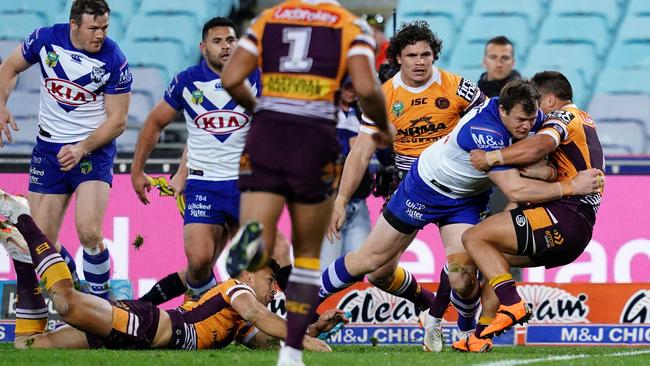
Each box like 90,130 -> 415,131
183,178 -> 240,226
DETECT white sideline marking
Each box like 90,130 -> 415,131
474,349 -> 650,366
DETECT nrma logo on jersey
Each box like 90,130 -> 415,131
44,78 -> 97,106
193,110 -> 250,135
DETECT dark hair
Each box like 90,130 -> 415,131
532,71 -> 573,102
267,258 -> 281,277
499,79 -> 540,115
485,35 -> 514,54
386,21 -> 443,68
69,0 -> 110,25
202,17 -> 236,40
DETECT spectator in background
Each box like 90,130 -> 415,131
321,78 -> 373,271
365,13 -> 389,70
478,36 -> 521,97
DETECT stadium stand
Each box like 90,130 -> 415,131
2,0 -> 649,155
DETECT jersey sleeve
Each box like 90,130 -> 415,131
457,123 -> 514,172
104,46 -> 132,94
225,282 -> 255,303
538,109 -> 576,146
238,11 -> 269,57
455,77 -> 486,114
163,73 -> 184,111
235,321 -> 259,345
345,18 -> 376,61
21,27 -> 44,64
248,68 -> 263,98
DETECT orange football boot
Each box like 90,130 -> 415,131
480,299 -> 532,338
452,333 -> 493,353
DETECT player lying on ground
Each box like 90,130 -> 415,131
0,190 -> 339,351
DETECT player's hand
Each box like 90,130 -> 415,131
57,143 -> 87,171
0,105 -> 19,148
326,196 -> 348,243
519,159 -> 556,181
310,309 -> 350,335
131,171 -> 152,205
302,335 -> 332,352
571,168 -> 605,195
169,172 -> 187,198
470,149 -> 490,171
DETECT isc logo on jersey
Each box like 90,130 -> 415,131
44,78 -> 97,106
193,110 -> 250,135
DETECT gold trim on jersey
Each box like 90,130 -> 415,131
263,73 -> 336,100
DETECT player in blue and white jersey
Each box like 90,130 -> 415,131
0,0 -> 131,300
131,17 -> 261,302
319,80 -> 602,349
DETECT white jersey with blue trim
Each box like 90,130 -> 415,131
164,61 -> 262,181
417,98 -> 544,199
21,24 -> 132,143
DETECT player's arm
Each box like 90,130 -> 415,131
328,131 -> 377,241
221,47 -> 258,112
169,145 -> 189,197
471,133 -> 557,171
231,291 -> 331,352
0,46 -> 31,146
130,100 -> 179,204
488,167 -> 602,204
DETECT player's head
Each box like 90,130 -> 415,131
483,36 -> 515,81
69,0 -> 110,53
201,17 -> 237,71
498,80 -> 540,140
239,259 -> 279,305
386,21 -> 442,86
532,71 -> 574,114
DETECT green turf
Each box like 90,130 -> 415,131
1,343 -> 650,366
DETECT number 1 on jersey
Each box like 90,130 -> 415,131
280,27 -> 314,72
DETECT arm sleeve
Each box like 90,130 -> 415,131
21,27 -> 44,65
537,109 -> 576,146
163,73 -> 184,111
104,47 -> 132,94
455,77 -> 485,114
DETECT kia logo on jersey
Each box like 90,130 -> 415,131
44,78 -> 97,106
192,110 -> 250,135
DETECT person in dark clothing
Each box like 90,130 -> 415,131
478,36 -> 521,98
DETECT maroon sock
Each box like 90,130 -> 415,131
429,267 -> 451,317
285,268 -> 321,350
474,323 -> 488,338
492,279 -> 521,306
13,259 -> 48,333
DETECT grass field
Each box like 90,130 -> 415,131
1,343 -> 650,366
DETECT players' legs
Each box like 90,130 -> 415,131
11,213 -> 114,347
75,181 -> 111,299
16,325 -> 91,349
440,224 -> 481,332
184,223 -> 221,299
27,192 -> 71,251
282,197 -> 334,354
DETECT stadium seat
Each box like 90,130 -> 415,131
125,14 -> 200,60
617,17 -> 650,44
0,0 -> 65,24
396,0 -> 467,27
526,44 -> 598,86
0,40 -> 20,61
128,93 -> 155,127
393,15 -> 456,62
597,120 -> 647,154
139,0 -> 213,25
627,0 -> 650,16
594,69 -> 650,95
15,66 -> 42,93
537,16 -> 610,58
473,0 -> 542,27
115,128 -> 141,154
448,41 -> 485,70
7,91 -> 40,119
588,94 -> 650,134
606,42 -> 650,69
120,41 -> 192,83
0,14 -> 47,41
548,0 -> 621,30
130,67 -> 167,107
456,16 -> 531,57
446,66 -> 484,84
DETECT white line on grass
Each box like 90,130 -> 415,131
473,349 -> 650,366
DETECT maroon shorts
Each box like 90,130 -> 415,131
86,300 -> 160,349
510,199 -> 594,268
238,111 -> 341,203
